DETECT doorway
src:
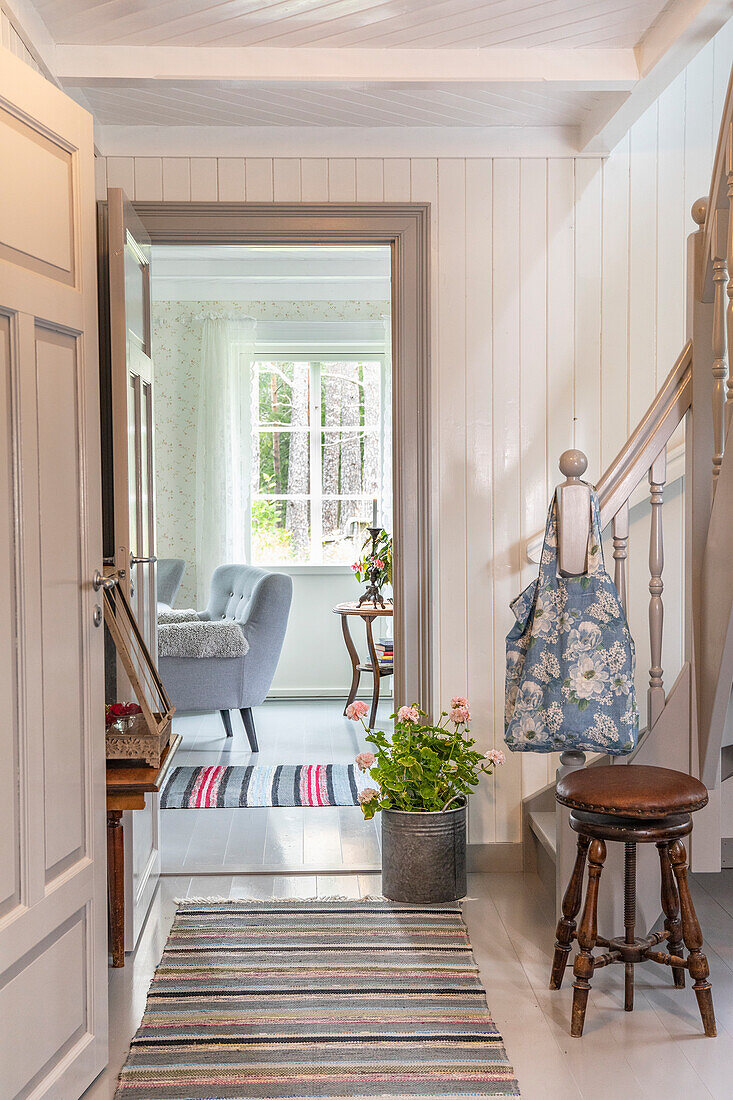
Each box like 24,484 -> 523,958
152,242 -> 394,873
133,203 -> 433,877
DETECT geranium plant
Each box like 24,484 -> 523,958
347,697 -> 505,820
351,529 -> 393,591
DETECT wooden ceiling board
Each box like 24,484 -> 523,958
35,0 -> 673,48
70,79 -> 609,127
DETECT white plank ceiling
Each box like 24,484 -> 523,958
35,0 -> 671,49
14,0 -> 729,152
73,81 -> 612,129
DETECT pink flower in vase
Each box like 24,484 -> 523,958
351,562 -> 360,573
346,700 -> 369,721
355,751 -> 376,772
373,558 -> 385,569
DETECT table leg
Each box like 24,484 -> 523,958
341,615 -> 361,714
107,809 -> 125,967
364,615 -> 381,729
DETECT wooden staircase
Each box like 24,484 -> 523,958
523,64 -> 733,918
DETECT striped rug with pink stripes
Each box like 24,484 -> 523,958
161,764 -> 365,808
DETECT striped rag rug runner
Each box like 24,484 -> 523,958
161,764 -> 367,808
115,898 -> 520,1099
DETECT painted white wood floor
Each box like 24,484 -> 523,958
162,700 -> 384,874
83,869 -> 733,1100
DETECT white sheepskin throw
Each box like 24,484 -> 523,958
158,620 -> 249,659
157,608 -> 199,624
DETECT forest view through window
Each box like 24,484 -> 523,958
252,357 -> 390,566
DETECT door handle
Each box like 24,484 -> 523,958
130,553 -> 157,567
93,569 -> 121,591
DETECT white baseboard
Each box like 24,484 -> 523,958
266,687 -> 393,701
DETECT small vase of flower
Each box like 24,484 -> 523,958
347,697 -> 505,902
105,701 -> 143,734
351,529 -> 392,608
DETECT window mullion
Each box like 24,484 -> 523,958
309,361 -> 323,564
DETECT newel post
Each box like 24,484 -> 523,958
556,448 -> 591,776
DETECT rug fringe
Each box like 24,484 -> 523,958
174,894 -> 388,903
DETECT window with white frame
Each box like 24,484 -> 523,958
249,355 -> 391,566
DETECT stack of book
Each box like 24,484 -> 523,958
374,638 -> 394,669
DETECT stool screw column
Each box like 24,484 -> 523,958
657,841 -> 685,988
571,837 -> 606,1038
550,833 -> 590,990
624,841 -> 636,1011
670,840 -> 717,1037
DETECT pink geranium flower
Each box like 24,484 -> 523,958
397,705 -> 421,724
346,700 -> 369,721
355,751 -> 376,772
358,787 -> 380,805
449,705 -> 471,724
485,748 -> 506,766
451,696 -> 469,710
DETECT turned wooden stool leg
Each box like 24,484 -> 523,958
657,841 -> 685,989
670,840 -> 716,1037
571,837 -> 606,1038
624,841 -> 636,1012
550,833 -> 590,990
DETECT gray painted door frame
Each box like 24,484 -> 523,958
134,202 -> 432,712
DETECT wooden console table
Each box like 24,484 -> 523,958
333,601 -> 393,729
105,733 -> 181,967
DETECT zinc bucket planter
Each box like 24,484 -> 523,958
381,801 -> 467,903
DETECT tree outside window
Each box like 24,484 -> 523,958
251,358 -> 388,565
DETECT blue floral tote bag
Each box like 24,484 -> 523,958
504,488 -> 638,755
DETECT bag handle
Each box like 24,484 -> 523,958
537,484 -> 605,589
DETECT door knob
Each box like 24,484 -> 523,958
130,553 -> 157,567
92,569 -> 120,591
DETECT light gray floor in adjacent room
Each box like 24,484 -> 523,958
84,869 -> 733,1100
162,699 -> 385,874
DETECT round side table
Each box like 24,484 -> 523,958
333,601 -> 394,729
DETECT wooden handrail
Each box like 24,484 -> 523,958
596,341 -> 692,528
699,64 -> 733,303
525,342 -> 692,563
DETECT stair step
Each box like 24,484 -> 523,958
528,810 -> 557,860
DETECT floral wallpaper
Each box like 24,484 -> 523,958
153,299 -> 389,607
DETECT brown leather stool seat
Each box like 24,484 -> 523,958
556,764 -> 708,818
550,763 -> 716,1038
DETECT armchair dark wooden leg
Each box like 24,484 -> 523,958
657,841 -> 685,988
571,837 -> 606,1038
550,833 -> 590,990
670,840 -> 716,1037
220,709 -> 233,737
240,708 -> 259,753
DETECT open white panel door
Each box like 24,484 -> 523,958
100,188 -> 160,952
0,49 -> 107,1098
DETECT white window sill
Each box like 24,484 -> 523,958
253,563 -> 356,576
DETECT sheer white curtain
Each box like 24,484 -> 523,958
381,310 -> 393,532
195,315 -> 257,606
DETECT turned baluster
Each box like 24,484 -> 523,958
612,501 -> 629,614
648,449 -> 666,728
726,125 -> 733,430
712,208 -> 728,490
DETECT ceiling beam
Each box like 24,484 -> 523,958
95,123 -> 589,159
579,0 -> 731,153
55,45 -> 639,87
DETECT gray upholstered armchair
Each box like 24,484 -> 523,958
157,564 -> 293,751
157,557 -> 186,611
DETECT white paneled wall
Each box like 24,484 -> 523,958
94,21 -> 733,849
